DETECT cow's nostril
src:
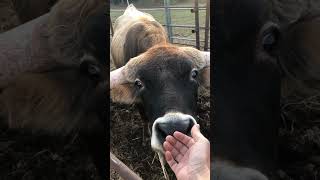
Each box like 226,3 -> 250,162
186,119 -> 194,136
156,123 -> 169,141
156,118 -> 195,138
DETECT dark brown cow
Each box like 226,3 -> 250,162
0,0 -> 108,179
213,0 -> 281,179
213,0 -> 320,179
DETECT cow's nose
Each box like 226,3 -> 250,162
151,113 -> 197,152
156,116 -> 195,137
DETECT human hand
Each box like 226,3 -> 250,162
163,124 -> 210,180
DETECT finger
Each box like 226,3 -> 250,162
165,151 -> 178,171
165,136 -> 188,162
172,138 -> 190,155
191,124 -> 206,142
165,135 -> 177,146
173,131 -> 195,148
163,139 -> 181,160
163,141 -> 173,152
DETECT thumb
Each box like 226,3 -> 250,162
191,124 -> 205,142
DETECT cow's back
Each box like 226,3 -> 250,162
111,5 -> 167,68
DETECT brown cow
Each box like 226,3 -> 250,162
213,0 -> 280,179
0,0 -> 108,179
213,1 -> 320,180
110,5 -> 210,178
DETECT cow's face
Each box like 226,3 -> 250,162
110,45 -> 210,153
79,5 -> 108,120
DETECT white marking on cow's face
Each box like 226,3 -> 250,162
151,112 -> 197,153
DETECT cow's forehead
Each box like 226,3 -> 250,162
122,45 -> 209,83
125,46 -> 194,77
130,46 -> 193,66
138,57 -> 193,76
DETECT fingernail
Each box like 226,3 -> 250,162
196,124 -> 200,129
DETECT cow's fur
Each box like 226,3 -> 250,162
0,66 -> 105,135
0,0 -> 105,88
111,44 -> 210,104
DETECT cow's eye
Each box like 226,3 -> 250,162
191,69 -> 198,79
135,79 -> 143,89
88,64 -> 100,76
262,32 -> 277,52
260,22 -> 280,54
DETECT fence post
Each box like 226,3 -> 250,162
204,0 -> 210,51
164,0 -> 173,43
194,0 -> 200,50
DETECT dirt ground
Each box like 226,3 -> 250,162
277,93 -> 320,180
0,129 -> 100,180
110,88 -> 210,180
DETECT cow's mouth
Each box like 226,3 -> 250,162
151,112 -> 197,153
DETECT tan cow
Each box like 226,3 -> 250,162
111,4 -> 168,68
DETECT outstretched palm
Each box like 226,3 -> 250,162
163,125 -> 210,180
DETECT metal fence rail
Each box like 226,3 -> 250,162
110,7 -> 207,11
110,0 -> 210,50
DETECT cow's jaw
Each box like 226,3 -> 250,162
151,112 -> 197,153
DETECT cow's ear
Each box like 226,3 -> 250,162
110,83 -> 136,104
179,47 -> 210,89
110,67 -> 136,104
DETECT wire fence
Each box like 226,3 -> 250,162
110,0 -> 210,51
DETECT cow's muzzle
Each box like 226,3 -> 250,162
151,112 -> 197,153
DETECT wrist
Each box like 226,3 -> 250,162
193,166 -> 210,180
